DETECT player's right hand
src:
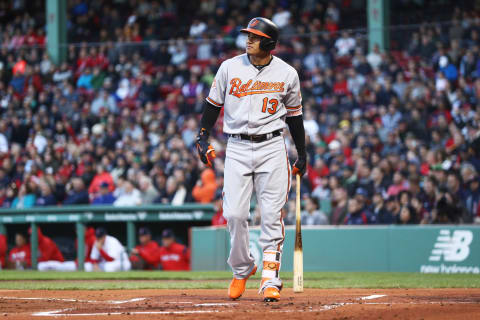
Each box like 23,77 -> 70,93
196,128 -> 216,167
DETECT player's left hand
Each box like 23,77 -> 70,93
196,128 -> 216,167
292,155 -> 306,177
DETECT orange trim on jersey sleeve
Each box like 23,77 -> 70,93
206,97 -> 223,107
285,105 -> 302,110
286,109 -> 303,117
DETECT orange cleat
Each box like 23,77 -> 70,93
228,265 -> 257,300
260,278 -> 282,302
263,287 -> 280,302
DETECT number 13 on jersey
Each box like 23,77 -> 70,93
261,97 -> 278,114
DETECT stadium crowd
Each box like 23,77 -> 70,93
0,0 -> 479,231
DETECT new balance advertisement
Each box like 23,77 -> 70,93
420,229 -> 479,274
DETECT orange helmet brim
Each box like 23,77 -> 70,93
240,28 -> 271,39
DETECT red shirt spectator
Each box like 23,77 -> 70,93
130,227 -> 161,270
211,198 -> 227,226
13,59 -> 27,76
333,74 -> 349,96
386,172 -> 409,198
324,16 -> 339,35
0,233 -> 6,268
158,229 -> 190,271
36,30 -> 46,46
29,227 -> 64,262
307,160 -> 330,190
8,233 -> 31,269
88,165 -> 115,195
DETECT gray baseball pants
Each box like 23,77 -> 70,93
223,133 -> 290,287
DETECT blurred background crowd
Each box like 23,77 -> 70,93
0,0 -> 479,228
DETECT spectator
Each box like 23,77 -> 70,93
344,198 -> 373,225
192,168 -> 217,203
438,55 -> 458,82
91,90 -> 118,115
63,178 -> 89,205
88,227 -> 131,272
158,229 -> 190,271
434,188 -> 464,223
130,227 -> 161,270
138,176 -> 159,205
371,167 -> 389,196
463,176 -> 480,222
412,196 -> 430,224
76,67 -> 93,90
385,195 -> 401,222
367,44 -> 383,70
330,187 -> 349,225
0,130 -> 7,155
7,232 -> 31,269
326,1 -> 340,23
2,183 -> 18,208
35,181 -> 57,206
272,7 -> 291,29
189,19 -> 207,38
181,75 -> 204,100
335,31 -> 355,57
303,43 -> 332,72
92,182 -> 116,205
387,171 -> 409,197
11,183 -> 35,208
114,180 -> 141,206
301,196 -> 328,225
88,164 -> 115,197
372,193 -> 394,224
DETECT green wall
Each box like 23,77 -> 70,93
192,226 -> 480,273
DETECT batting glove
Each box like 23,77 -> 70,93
292,155 -> 307,177
196,128 -> 216,168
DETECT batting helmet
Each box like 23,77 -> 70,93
241,17 -> 279,52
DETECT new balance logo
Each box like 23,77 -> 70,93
429,230 -> 473,262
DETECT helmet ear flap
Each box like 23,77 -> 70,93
260,38 -> 276,52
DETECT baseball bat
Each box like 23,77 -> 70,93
293,173 -> 303,293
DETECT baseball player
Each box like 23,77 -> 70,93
129,227 -> 161,270
158,229 -> 190,271
196,17 -> 306,302
30,227 -> 77,271
7,232 -> 31,269
88,227 -> 131,272
0,232 -> 7,269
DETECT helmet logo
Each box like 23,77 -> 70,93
250,19 -> 259,27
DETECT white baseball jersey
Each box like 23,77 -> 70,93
206,54 -> 302,135
90,235 -> 126,262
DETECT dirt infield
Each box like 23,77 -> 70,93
1,288 -> 480,319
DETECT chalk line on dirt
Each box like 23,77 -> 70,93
32,309 -> 220,316
0,297 -> 145,304
194,303 -> 237,307
359,294 -> 387,300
